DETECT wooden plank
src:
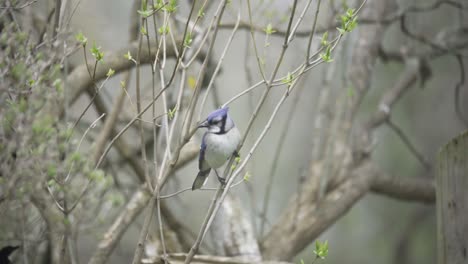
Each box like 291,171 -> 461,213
437,130 -> 468,264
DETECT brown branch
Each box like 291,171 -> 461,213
454,55 -> 468,127
30,190 -> 66,264
262,159 -> 436,261
370,170 -> 435,203
363,59 -> 420,131
218,1 -> 467,40
262,162 -> 376,260
89,187 -> 150,264
66,38 -> 184,107
0,0 -> 38,10
386,118 -> 431,169
90,0 -> 140,166
210,194 -> 261,260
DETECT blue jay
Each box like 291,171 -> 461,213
192,107 -> 241,190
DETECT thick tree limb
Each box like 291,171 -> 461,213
89,187 -> 150,264
211,194 -> 261,261
262,162 -> 376,260
370,173 -> 435,203
31,190 -> 66,264
262,159 -> 436,261
67,38 -> 180,105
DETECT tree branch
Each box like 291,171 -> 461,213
66,38 -> 186,107
370,170 -> 435,203
262,162 -> 376,260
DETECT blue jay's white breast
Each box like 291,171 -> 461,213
204,127 -> 241,169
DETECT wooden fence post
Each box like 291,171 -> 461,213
437,130 -> 468,264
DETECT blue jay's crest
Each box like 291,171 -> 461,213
206,107 -> 229,122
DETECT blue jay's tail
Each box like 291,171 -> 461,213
192,169 -> 211,190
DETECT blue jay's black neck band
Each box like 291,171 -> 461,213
215,115 -> 228,135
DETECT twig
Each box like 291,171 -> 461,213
306,0 -> 322,65
159,178 -> 246,200
386,119 -> 431,169
197,12 -> 241,120
131,1 -> 202,262
260,80 -> 309,236
135,7 -> 154,191
245,0 -> 267,81
287,0 -> 314,44
52,0 -> 61,37
180,0 -> 229,143
454,55 -> 468,126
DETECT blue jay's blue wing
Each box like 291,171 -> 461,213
198,133 -> 210,171
193,133 -> 211,190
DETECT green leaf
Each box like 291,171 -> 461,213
338,7 -> 358,33
140,26 -> 147,35
320,44 -> 333,62
124,51 -> 133,61
137,9 -> 153,18
90,43 -> 104,62
264,23 -> 276,35
231,156 -> 241,171
47,179 -> 56,187
153,0 -> 164,10
321,31 -> 329,46
106,68 -> 115,77
243,172 -> 251,181
89,169 -> 105,182
164,0 -> 177,13
158,25 -> 170,35
282,72 -> 294,85
347,16 -> 358,32
70,152 -> 82,163
184,32 -> 193,48
168,106 -> 177,120
47,164 -> 57,178
109,193 -> 125,207
75,32 -> 87,45
313,240 -> 329,259
198,6 -> 205,18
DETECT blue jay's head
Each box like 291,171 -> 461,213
198,107 -> 235,134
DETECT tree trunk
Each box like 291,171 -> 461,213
437,130 -> 468,264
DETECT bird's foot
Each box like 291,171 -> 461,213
217,175 -> 227,186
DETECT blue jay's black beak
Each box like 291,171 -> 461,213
198,120 -> 209,128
